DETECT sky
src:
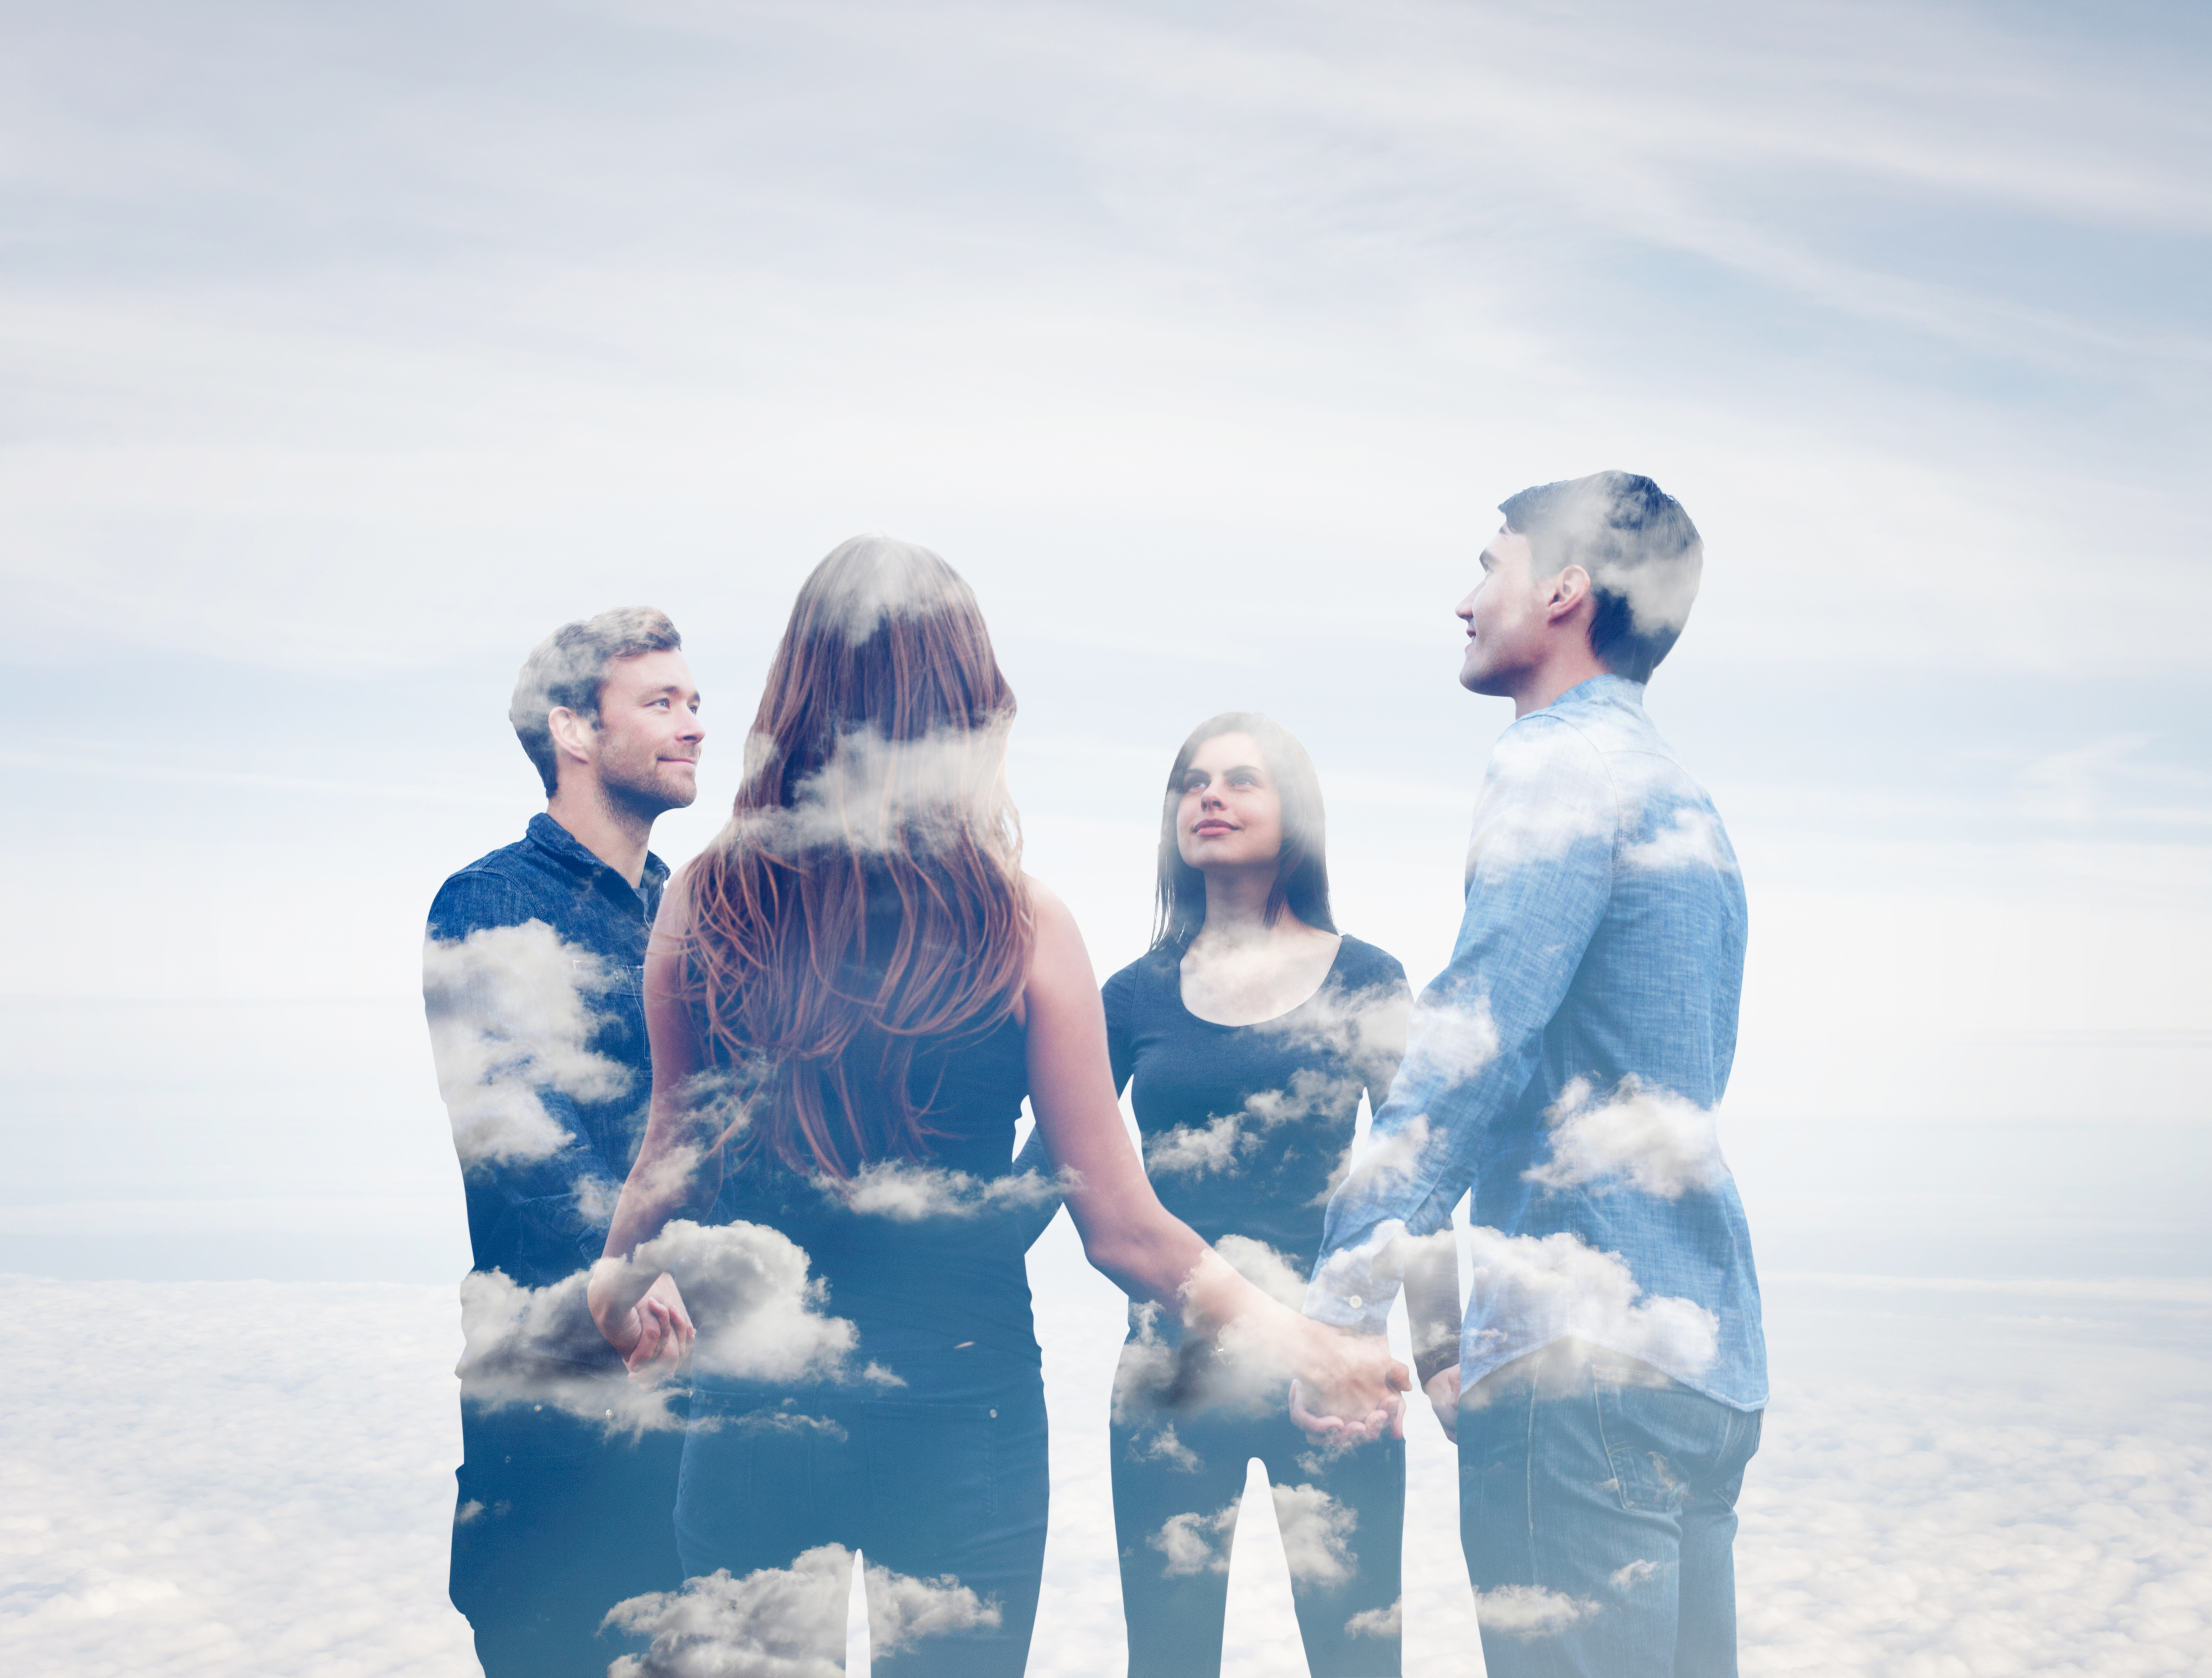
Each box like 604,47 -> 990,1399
1,0 -> 2208,1672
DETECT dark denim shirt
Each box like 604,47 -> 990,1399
425,813 -> 668,1293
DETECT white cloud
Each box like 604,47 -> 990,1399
1622,807 -> 1736,874
1270,1483 -> 1360,1592
1136,1423 -> 1201,1472
4,1275 -> 2212,1677
1462,1226 -> 1720,1380
734,723 -> 1017,858
421,920 -> 635,1169
1473,1584 -> 1598,1639
1345,1597 -> 1401,1638
1150,1485 -> 1358,1593
604,1544 -> 999,1678
824,1161 -> 1068,1221
625,1220 -> 860,1387
1610,1559 -> 1661,1591
453,1218 -> 860,1432
1147,1067 -> 1360,1180
1524,1076 -> 1730,1200
1211,1234 -> 1310,1310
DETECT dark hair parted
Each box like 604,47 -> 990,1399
1150,712 -> 1335,954
677,536 -> 1032,1179
509,607 -> 684,795
1499,470 -> 1703,684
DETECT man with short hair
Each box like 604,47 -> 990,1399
423,606 -> 704,1676
1304,472 -> 1765,1675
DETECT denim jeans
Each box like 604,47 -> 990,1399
676,1330 -> 1049,1677
1458,1341 -> 1762,1678
1110,1373 -> 1406,1677
449,1403 -> 687,1677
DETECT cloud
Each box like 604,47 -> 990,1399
453,1218 -> 861,1432
1114,1236 -> 1327,1425
624,1220 -> 860,1387
734,723 -> 1016,858
603,1545 -> 998,1678
454,1265 -> 680,1433
1146,1067 -> 1361,1180
1523,1076 -> 1729,1199
1344,1597 -> 1401,1638
1474,1584 -> 1599,1639
1621,806 -> 1736,874
1133,1422 -> 1201,1472
421,920 -> 635,1169
1250,984 -> 1408,1071
1150,1484 -> 1358,1592
1462,1226 -> 1719,1380
821,1160 -> 1070,1221
1610,1559 -> 1661,1590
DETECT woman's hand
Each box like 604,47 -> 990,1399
1285,1325 -> 1411,1443
1424,1365 -> 1462,1443
617,1270 -> 695,1385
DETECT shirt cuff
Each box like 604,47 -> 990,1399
1301,1221 -> 1406,1337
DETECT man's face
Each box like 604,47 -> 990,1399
1455,525 -> 1545,695
590,649 -> 703,815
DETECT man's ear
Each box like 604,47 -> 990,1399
1545,565 -> 1594,622
546,706 -> 597,769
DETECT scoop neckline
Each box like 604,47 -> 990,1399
1173,933 -> 1353,1031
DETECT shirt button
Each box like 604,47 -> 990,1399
989,1409 -> 998,1419
1347,1295 -> 1364,1309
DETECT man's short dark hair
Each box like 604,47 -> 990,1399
1499,471 -> 1703,684
509,607 -> 682,795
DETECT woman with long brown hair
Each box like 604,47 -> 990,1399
587,536 -> 1405,1675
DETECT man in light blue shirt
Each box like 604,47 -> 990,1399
1303,471 -> 1765,1676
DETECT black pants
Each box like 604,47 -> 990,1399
448,1403 -> 687,1677
675,1336 -> 1051,1677
1110,1346 -> 1407,1677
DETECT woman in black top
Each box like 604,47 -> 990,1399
1103,712 -> 1462,1678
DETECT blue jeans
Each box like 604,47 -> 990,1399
1458,1342 -> 1762,1678
676,1331 -> 1049,1677
449,1403 -> 687,1677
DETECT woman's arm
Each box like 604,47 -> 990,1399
1022,877 -> 1411,1428
587,882 -> 723,1372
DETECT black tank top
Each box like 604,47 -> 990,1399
709,1012 -> 1040,1362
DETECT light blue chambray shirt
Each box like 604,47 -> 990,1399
1307,674 -> 1766,1410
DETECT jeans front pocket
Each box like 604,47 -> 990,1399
1591,1366 -> 1699,1515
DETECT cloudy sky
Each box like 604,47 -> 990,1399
2,1 -> 2208,1672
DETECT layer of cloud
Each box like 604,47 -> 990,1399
604,1545 -> 998,1678
4,1275 -> 2211,1677
421,920 -> 633,1169
1524,1076 -> 1729,1200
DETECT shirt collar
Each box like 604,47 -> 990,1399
1547,672 -> 1647,713
524,811 -> 665,903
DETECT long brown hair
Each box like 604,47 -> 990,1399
680,536 -> 1032,1178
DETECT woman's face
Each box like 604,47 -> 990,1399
1175,731 -> 1285,873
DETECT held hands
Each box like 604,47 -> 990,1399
613,1270 -> 695,1385
1286,1326 -> 1412,1445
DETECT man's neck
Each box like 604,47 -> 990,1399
545,781 -> 654,889
1509,647 -> 1613,718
